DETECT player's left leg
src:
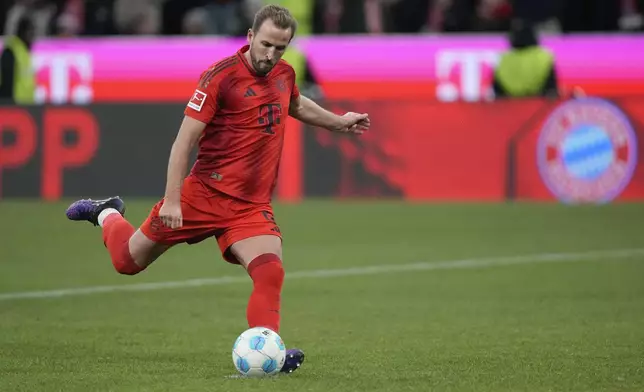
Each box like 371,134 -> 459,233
65,197 -> 172,274
227,234 -> 304,374
65,176 -> 217,274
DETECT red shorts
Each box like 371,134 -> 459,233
140,175 -> 281,264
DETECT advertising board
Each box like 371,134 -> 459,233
4,35 -> 642,104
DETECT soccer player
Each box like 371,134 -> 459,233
65,4 -> 369,374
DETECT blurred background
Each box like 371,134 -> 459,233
1,0 -> 644,202
2,0 -> 643,37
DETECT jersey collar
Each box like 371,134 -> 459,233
237,45 -> 259,76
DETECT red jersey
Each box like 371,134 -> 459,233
184,45 -> 300,203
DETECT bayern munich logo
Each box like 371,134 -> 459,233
537,98 -> 638,204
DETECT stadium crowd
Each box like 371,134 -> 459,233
1,0 -> 643,38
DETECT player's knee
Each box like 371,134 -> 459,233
114,262 -> 143,275
121,231 -> 169,274
113,252 -> 145,275
264,264 -> 284,292
112,238 -> 149,276
265,259 -> 285,287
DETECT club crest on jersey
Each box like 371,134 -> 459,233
187,89 -> 207,112
275,79 -> 286,92
537,98 -> 637,204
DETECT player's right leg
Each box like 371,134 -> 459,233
66,197 -> 171,275
227,235 -> 305,374
215,204 -> 304,374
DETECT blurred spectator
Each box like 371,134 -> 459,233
0,17 -> 36,104
4,0 -> 57,37
620,0 -> 644,30
113,0 -> 161,34
83,0 -> 117,35
312,0 -> 385,34
441,0 -> 512,31
53,0 -> 83,36
475,0 -> 512,31
201,0 -> 246,36
1,0 -> 640,37
162,0 -> 249,36
492,20 -> 559,99
182,7 -> 210,35
162,0 -> 203,35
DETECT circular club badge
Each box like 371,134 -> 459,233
537,98 -> 638,204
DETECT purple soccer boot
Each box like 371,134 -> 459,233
280,348 -> 305,374
65,196 -> 126,226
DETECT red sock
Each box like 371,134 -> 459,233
246,254 -> 285,333
101,214 -> 144,275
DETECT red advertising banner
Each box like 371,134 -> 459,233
1,98 -> 643,203
0,104 -> 304,201
514,98 -> 644,202
303,97 -> 644,203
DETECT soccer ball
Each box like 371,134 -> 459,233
232,327 -> 286,377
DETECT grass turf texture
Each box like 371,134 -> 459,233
1,200 -> 643,391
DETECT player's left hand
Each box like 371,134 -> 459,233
338,112 -> 370,135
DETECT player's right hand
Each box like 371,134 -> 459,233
339,112 -> 370,135
159,200 -> 183,229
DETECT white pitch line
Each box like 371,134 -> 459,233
0,248 -> 643,302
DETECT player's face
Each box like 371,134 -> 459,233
247,19 -> 292,76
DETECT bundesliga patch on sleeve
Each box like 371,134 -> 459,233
187,89 -> 207,112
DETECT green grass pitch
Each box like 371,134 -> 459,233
1,200 -> 643,391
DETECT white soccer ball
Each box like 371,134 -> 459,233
232,327 -> 286,377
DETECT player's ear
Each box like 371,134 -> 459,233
247,29 -> 253,43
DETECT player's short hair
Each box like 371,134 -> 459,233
252,4 -> 298,40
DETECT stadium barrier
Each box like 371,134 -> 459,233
1,96 -> 642,203
0,35 -> 643,104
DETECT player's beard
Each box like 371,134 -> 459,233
250,53 -> 274,76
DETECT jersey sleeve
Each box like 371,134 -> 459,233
184,71 -> 219,124
289,67 -> 300,101
291,79 -> 300,101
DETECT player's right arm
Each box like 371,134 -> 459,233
159,75 -> 219,229
289,94 -> 370,135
